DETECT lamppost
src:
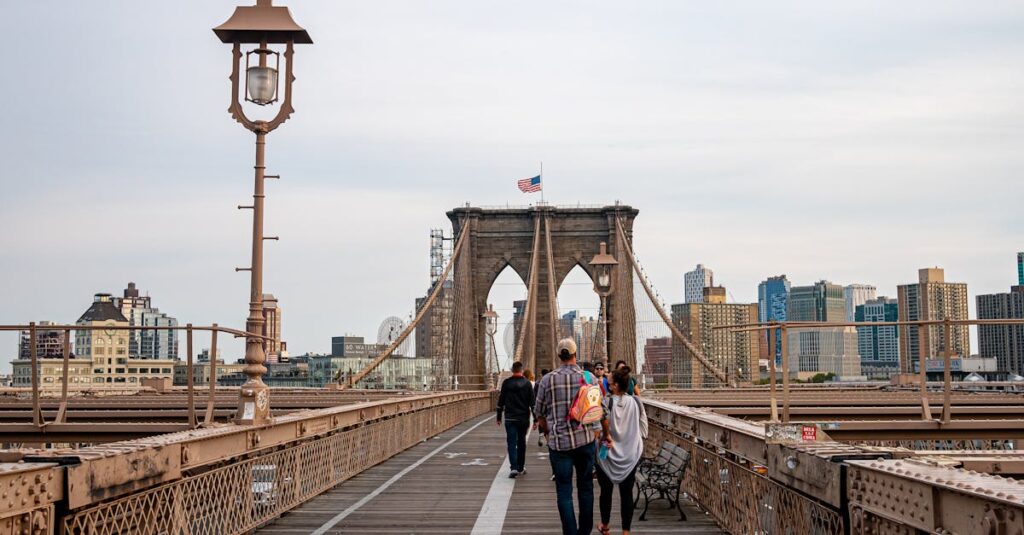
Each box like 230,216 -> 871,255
589,242 -> 618,363
213,0 -> 312,425
483,304 -> 500,387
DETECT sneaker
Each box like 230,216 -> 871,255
518,468 -> 527,476
509,470 -> 519,478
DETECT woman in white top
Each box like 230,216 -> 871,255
596,366 -> 648,535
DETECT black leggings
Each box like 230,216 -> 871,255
596,463 -> 637,531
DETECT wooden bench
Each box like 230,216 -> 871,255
634,440 -> 690,521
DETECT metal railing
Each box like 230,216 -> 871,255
715,318 -> 1024,424
0,322 -> 273,430
0,391 -> 492,534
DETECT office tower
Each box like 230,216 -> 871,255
758,275 -> 790,364
844,284 -> 877,322
18,322 -> 68,359
262,294 -> 285,363
113,282 -> 179,360
897,268 -> 970,373
684,264 -> 714,304
977,285 -> 1024,375
1018,252 -> 1023,285
560,310 -> 580,341
786,281 -> 861,378
511,299 -> 527,354
578,316 -> 607,363
855,297 -> 900,376
671,286 -> 759,387
643,337 -> 672,384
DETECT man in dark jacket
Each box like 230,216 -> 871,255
497,361 -> 535,478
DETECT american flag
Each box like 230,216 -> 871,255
517,175 -> 542,193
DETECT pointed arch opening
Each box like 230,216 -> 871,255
556,264 -> 604,365
485,264 -> 528,373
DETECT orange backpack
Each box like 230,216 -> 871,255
568,372 -> 604,426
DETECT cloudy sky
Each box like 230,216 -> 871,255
1,1 -> 1022,368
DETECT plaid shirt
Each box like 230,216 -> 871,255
534,363 -> 599,451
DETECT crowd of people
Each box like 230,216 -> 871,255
495,338 -> 648,535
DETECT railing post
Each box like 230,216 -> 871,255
941,318 -> 953,424
29,322 -> 42,427
919,320 -> 932,420
186,324 -> 196,428
768,324 -> 779,422
780,324 -> 790,423
56,328 -> 71,424
204,325 -> 218,426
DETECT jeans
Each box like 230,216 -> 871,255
597,464 -> 637,531
504,420 -> 529,472
549,442 -> 596,535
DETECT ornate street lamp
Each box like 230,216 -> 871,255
589,242 -> 618,362
214,0 -> 312,425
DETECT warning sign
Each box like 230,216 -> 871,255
801,425 -> 817,442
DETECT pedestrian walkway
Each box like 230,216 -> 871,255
257,416 -> 723,534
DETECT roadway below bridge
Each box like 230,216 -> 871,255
256,416 -> 723,534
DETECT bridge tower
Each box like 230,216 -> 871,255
447,204 -> 639,384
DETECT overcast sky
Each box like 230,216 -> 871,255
1,1 -> 1022,369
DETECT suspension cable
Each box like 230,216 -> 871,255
614,217 -> 732,385
342,227 -> 469,388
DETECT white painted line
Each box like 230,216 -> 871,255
470,424 -> 532,535
310,417 -> 492,535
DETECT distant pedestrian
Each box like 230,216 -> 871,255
497,361 -> 535,478
596,365 -> 648,535
594,362 -> 608,395
536,339 -> 610,535
525,368 -> 536,389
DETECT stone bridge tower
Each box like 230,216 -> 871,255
447,204 -> 639,386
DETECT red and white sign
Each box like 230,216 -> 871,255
801,425 -> 817,442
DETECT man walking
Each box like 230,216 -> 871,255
497,361 -> 535,478
535,339 -> 610,535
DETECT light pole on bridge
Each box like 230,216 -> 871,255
214,0 -> 312,425
589,243 -> 618,364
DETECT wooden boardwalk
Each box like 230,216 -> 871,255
257,416 -> 724,534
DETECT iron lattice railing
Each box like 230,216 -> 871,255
647,423 -> 845,535
61,396 -> 489,535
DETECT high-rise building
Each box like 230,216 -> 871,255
684,264 -> 714,304
560,310 -> 580,342
511,299 -> 527,354
977,285 -> 1024,375
18,322 -> 69,359
113,282 -> 179,360
262,294 -> 286,363
670,286 -> 759,387
578,316 -> 606,364
844,284 -> 877,322
1018,252 -> 1024,285
642,337 -> 672,385
855,297 -> 900,376
788,281 -> 846,322
897,268 -> 970,373
758,275 -> 790,364
786,281 -> 861,379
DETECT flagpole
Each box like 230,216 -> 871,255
540,161 -> 544,203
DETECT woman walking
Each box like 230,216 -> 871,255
596,366 -> 648,535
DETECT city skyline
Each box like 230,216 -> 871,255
2,2 -> 1022,369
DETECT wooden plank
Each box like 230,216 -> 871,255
258,417 -> 724,534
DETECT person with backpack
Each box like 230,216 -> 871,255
595,366 -> 648,535
497,361 -> 536,478
535,338 -> 610,535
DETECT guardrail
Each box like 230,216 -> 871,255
644,397 -> 1024,534
0,391 -> 493,534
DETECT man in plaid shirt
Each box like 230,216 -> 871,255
535,338 -> 610,535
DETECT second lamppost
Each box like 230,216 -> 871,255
589,242 -> 618,363
214,0 -> 312,425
